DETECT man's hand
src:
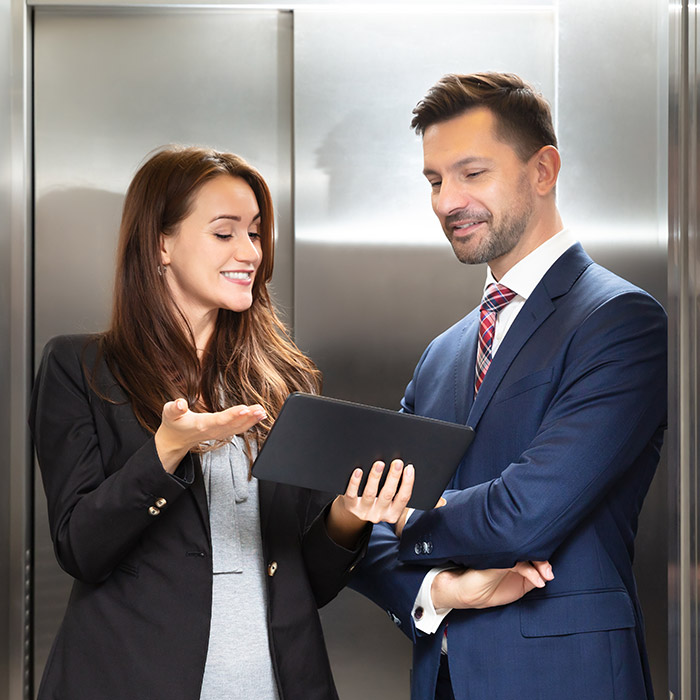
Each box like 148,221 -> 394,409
431,561 -> 554,610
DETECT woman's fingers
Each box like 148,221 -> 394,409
344,468 -> 363,499
361,461 -> 387,502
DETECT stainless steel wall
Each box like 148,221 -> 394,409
19,1 -> 674,699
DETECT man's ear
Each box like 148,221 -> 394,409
530,145 -> 561,196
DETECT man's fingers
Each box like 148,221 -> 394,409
511,561 -> 546,589
530,560 -> 554,581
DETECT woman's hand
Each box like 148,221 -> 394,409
431,561 -> 554,610
154,398 -> 267,473
326,459 -> 415,549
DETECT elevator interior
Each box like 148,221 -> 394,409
19,0 -> 672,697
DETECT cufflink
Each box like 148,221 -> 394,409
267,561 -> 278,577
413,606 -> 424,621
155,497 -> 167,508
148,506 -> 160,516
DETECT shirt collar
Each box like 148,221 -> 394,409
484,228 -> 578,301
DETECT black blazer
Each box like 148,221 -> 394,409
30,335 -> 367,700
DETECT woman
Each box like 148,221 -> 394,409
29,145 -> 414,700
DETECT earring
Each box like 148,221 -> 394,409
157,264 -> 166,276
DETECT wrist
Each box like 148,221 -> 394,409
154,429 -> 189,474
326,497 -> 366,549
431,569 -> 463,610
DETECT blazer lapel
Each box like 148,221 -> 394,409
466,243 -> 594,430
189,453 -> 211,537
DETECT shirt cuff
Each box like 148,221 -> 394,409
412,566 -> 453,634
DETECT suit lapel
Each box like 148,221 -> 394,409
453,313 -> 479,424
465,243 -> 594,430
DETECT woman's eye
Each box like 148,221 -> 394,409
213,233 -> 232,241
249,231 -> 261,240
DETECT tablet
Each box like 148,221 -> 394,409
252,392 -> 474,510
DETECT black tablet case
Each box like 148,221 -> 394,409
252,393 -> 474,510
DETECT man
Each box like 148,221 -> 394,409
350,72 -> 667,700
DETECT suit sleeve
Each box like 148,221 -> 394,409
399,291 -> 667,569
29,336 -> 193,583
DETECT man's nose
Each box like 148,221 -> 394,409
433,178 -> 467,218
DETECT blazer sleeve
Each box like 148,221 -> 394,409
300,492 -> 373,608
398,291 -> 667,569
29,336 -> 194,583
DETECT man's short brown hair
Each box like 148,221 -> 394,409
411,72 -> 557,161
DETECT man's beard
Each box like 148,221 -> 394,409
445,183 -> 535,266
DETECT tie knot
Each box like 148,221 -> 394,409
481,283 -> 516,314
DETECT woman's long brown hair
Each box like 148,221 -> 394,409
102,145 -> 320,445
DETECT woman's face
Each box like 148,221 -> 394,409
160,175 -> 263,329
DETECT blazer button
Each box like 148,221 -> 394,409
155,497 -> 167,508
267,561 -> 278,577
414,542 -> 423,555
424,541 -> 433,554
148,506 -> 160,516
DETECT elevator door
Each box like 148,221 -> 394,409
32,8 -> 292,689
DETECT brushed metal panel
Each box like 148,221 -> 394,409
294,8 -> 555,699
32,8 -> 292,691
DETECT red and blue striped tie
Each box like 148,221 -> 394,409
475,283 -> 516,396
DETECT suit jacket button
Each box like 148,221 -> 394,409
424,541 -> 433,554
148,506 -> 160,516
414,542 -> 423,555
414,606 -> 424,621
155,497 -> 167,508
267,561 -> 278,577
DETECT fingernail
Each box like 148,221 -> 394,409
393,461 -> 403,472
374,462 -> 385,472
405,465 -> 414,477
353,468 -> 363,479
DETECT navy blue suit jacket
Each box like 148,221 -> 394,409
351,244 -> 667,700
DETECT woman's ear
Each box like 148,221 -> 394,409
531,145 -> 561,196
160,234 -> 172,267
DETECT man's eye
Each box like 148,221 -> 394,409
466,171 -> 484,178
429,181 -> 441,191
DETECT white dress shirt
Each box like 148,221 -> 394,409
411,228 -> 577,641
